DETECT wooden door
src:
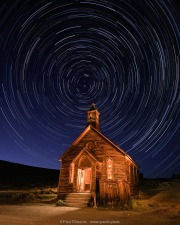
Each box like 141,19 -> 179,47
77,168 -> 91,192
78,169 -> 85,192
84,168 -> 91,191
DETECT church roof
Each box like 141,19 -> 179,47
59,125 -> 138,168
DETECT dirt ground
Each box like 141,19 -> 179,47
0,204 -> 180,225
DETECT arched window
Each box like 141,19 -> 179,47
69,163 -> 74,183
106,158 -> 113,179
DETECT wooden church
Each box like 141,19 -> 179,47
58,104 -> 139,207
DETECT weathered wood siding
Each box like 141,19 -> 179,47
58,160 -> 73,193
125,156 -> 139,195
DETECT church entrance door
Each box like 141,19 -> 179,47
77,168 -> 91,192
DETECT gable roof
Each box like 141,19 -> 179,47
59,125 -> 138,167
72,148 -> 102,164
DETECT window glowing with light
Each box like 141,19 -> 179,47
69,163 -> 74,183
106,158 -> 113,179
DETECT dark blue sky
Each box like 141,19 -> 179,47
0,0 -> 179,178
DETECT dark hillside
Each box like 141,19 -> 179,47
0,160 -> 59,189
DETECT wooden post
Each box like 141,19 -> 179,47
92,192 -> 97,208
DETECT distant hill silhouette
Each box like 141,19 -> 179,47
0,160 -> 59,189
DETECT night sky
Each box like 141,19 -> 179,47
0,0 -> 179,178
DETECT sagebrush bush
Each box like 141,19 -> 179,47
56,199 -> 68,206
11,192 -> 36,202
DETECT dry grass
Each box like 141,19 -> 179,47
131,179 -> 180,220
0,187 -> 58,204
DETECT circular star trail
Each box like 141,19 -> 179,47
0,0 -> 179,177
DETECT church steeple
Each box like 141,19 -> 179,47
87,103 -> 100,130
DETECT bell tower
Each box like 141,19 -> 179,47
87,103 -> 100,130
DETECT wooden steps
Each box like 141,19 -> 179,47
58,193 -> 92,207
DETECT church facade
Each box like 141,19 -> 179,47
58,104 -> 139,205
